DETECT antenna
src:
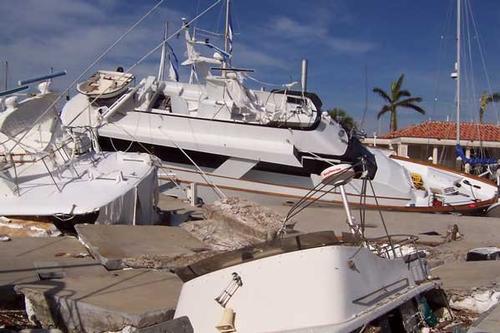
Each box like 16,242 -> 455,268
3,61 -> 7,91
17,71 -> 67,86
360,65 -> 369,128
456,0 -> 461,144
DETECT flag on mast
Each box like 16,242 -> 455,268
167,43 -> 179,82
227,0 -> 233,55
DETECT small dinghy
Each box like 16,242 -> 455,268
76,70 -> 134,99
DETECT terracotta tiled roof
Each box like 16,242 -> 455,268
381,121 -> 500,142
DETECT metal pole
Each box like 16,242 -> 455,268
339,185 -> 357,235
223,0 -> 230,73
456,0 -> 461,144
4,61 -> 7,91
300,59 -> 308,93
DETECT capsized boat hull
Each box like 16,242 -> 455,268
0,151 -> 158,224
174,240 -> 441,333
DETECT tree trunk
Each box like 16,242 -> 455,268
390,109 -> 398,132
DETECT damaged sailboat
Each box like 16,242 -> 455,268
0,72 -> 159,225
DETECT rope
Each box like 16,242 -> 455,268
467,0 -> 499,124
108,121 -> 226,200
279,162 -> 362,232
126,0 -> 223,74
244,74 -> 290,88
368,180 -> 397,258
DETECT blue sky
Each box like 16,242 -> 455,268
2,0 -> 500,133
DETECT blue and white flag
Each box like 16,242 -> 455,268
227,0 -> 233,55
167,43 -> 179,82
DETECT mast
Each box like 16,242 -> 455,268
158,22 -> 168,81
456,0 -> 461,145
223,0 -> 231,71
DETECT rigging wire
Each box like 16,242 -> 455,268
432,0 -> 454,119
126,0 -> 223,74
8,0 -> 166,154
467,0 -> 499,125
438,0 -> 460,164
368,180 -> 396,258
108,121 -> 226,200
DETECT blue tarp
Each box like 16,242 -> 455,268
455,144 -> 497,165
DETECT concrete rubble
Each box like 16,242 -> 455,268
182,197 -> 288,250
0,217 -> 61,239
450,289 -> 500,314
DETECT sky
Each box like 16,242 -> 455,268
2,0 -> 500,134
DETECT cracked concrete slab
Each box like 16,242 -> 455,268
0,237 -> 103,306
75,225 -> 210,270
15,269 -> 183,333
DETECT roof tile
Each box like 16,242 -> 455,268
381,121 -> 500,142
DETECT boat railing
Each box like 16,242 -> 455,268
0,135 -> 87,195
366,234 -> 430,281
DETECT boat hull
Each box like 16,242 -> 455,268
100,137 -> 497,215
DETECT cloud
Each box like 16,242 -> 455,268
0,0 -> 187,91
269,15 -> 377,54
232,43 -> 288,70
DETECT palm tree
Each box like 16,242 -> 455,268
328,107 -> 357,132
373,74 -> 425,132
479,92 -> 500,123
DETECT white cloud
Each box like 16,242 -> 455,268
0,0 -> 298,92
268,15 -> 377,54
0,0 -> 186,91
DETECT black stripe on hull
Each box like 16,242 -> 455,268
98,137 -> 335,177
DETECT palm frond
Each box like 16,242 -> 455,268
396,89 -> 411,99
395,97 -> 422,106
393,74 -> 405,94
372,87 -> 392,103
377,105 -> 391,119
489,92 -> 500,103
399,103 -> 426,115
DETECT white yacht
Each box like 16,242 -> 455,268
0,72 -> 158,225
61,0 -> 497,214
173,164 -> 454,332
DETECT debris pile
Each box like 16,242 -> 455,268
450,289 -> 500,314
0,217 -> 61,239
182,197 -> 290,250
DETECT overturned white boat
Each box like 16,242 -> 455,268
76,70 -> 134,100
61,0 -> 497,214
0,73 -> 158,225
174,164 -> 453,332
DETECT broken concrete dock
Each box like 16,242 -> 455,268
1,195 -> 500,332
75,224 -> 210,270
16,269 -> 183,332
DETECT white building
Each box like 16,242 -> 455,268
364,121 -> 500,171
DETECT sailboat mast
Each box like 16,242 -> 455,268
223,0 -> 230,70
157,23 -> 168,81
456,0 -> 461,144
